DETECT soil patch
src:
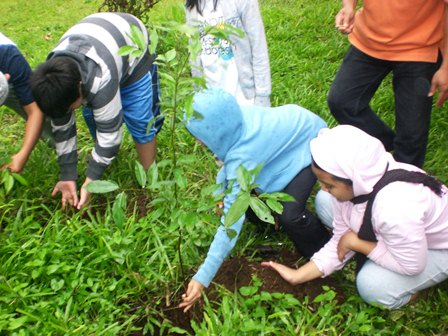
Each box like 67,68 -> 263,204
140,248 -> 344,335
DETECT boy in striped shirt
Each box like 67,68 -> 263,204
30,12 -> 163,209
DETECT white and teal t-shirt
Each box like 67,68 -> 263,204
197,2 -> 254,105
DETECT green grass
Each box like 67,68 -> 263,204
1,0 -> 448,334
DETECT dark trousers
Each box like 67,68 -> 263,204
247,165 -> 330,257
328,46 -> 442,168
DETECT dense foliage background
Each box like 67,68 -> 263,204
1,0 -> 448,334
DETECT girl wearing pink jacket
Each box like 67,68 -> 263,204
263,125 -> 448,309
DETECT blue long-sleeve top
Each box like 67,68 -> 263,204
186,88 -> 326,287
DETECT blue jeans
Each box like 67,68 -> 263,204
328,46 -> 442,168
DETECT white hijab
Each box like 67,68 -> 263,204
310,125 -> 394,197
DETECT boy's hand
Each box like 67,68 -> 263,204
428,65 -> 448,106
179,279 -> 204,313
335,6 -> 355,34
77,177 -> 93,210
1,151 -> 27,173
52,180 -> 78,208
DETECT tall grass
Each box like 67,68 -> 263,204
1,0 -> 447,334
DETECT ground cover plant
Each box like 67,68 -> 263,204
1,0 -> 448,334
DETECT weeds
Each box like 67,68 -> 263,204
1,0 -> 448,334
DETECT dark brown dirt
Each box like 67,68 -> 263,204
143,248 -> 345,336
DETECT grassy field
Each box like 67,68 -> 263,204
1,0 -> 448,334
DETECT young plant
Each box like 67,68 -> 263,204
223,164 -> 295,238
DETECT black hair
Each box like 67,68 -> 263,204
30,57 -> 82,118
311,158 -> 353,186
186,0 -> 218,15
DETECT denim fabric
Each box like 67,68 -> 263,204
315,190 -> 333,229
328,46 -> 442,168
82,64 -> 163,144
357,251 -> 448,309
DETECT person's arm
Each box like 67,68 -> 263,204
261,260 -> 323,285
85,94 -> 123,182
428,3 -> 448,106
0,45 -> 44,172
50,111 -> 79,207
240,0 -> 271,106
179,179 -> 245,311
310,200 -> 356,276
337,230 -> 377,261
2,102 -> 43,173
335,0 -> 358,34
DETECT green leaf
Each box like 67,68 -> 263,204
12,173 -> 29,186
174,23 -> 197,37
50,278 -> 64,291
134,161 -> 147,188
130,49 -> 144,58
226,228 -> 237,239
3,173 -> 14,194
8,316 -> 28,330
149,29 -> 158,54
236,165 -> 251,191
250,163 -> 263,179
118,45 -> 137,56
240,285 -> 258,296
130,24 -> 146,51
164,49 -> 176,63
147,162 -> 159,189
112,192 -> 127,228
264,192 -> 296,202
224,192 -> 250,227
84,180 -> 118,194
249,196 -> 274,224
174,168 -> 187,189
266,199 -> 284,214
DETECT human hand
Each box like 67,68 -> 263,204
1,151 -> 28,173
261,261 -> 300,285
77,177 -> 93,210
215,201 -> 224,216
52,180 -> 78,209
429,66 -> 448,106
335,6 -> 355,34
178,279 -> 204,313
337,230 -> 358,261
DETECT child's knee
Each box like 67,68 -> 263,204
356,263 -> 411,310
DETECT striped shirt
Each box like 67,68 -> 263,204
49,12 -> 152,181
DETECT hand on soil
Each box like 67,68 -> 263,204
261,261 -> 298,285
52,180 -> 78,209
179,279 -> 204,313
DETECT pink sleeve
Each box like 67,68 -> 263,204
311,201 -> 356,276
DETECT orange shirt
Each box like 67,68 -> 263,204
349,0 -> 445,62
